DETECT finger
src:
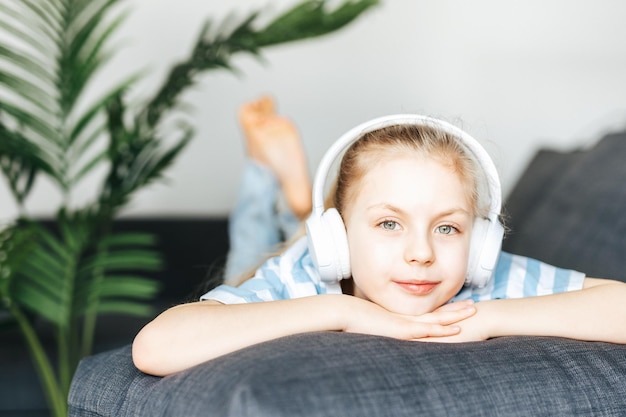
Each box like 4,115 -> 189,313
434,299 -> 475,312
413,305 -> 476,325
418,335 -> 461,343
406,323 -> 461,339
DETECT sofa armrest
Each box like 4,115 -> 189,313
69,332 -> 626,417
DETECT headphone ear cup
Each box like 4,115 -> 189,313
323,208 -> 351,280
305,208 -> 351,282
466,217 -> 504,288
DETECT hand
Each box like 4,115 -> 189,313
421,301 -> 493,343
341,297 -> 477,340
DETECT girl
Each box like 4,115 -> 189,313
133,114 -> 626,377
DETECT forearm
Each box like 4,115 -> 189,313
480,281 -> 626,343
132,295 -> 346,376
133,294 -> 477,376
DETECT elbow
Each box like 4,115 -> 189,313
132,324 -> 170,377
132,301 -> 222,375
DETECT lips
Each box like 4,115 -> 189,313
393,280 -> 440,295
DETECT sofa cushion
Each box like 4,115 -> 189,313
502,131 -> 626,282
69,332 -> 626,417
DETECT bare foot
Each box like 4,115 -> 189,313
239,96 -> 312,219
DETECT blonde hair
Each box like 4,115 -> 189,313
333,123 -> 488,220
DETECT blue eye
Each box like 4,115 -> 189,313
436,225 -> 457,235
380,220 -> 399,231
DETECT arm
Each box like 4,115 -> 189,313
132,295 -> 476,376
433,278 -> 626,343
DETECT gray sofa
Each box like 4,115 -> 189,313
67,131 -> 626,417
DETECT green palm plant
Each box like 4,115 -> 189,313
0,1 -> 378,416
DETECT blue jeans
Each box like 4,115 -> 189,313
223,161 -> 300,284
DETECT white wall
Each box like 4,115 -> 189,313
2,0 -> 626,221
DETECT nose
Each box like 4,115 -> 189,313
404,230 -> 434,266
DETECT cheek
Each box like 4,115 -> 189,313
346,226 -> 374,276
346,232 -> 372,277
346,228 -> 397,282
440,240 -> 470,265
436,239 -> 471,285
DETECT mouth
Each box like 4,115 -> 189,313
393,280 -> 440,296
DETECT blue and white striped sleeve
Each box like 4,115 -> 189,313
200,237 -> 342,304
453,251 -> 586,302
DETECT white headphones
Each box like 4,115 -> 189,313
305,114 -> 504,288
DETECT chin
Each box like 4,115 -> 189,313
398,290 -> 449,314
384,301 -> 434,316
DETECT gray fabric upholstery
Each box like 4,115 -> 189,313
69,333 -> 626,417
502,132 -> 626,281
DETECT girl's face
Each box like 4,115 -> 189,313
343,155 -> 473,316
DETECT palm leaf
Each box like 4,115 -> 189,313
77,230 -> 162,304
0,72 -> 56,116
0,223 -> 63,325
0,44 -> 56,92
0,5 -> 55,53
16,0 -> 61,41
0,0 -> 134,201
5,219 -> 162,325
69,72 -> 142,147
0,100 -> 59,145
0,1 -> 63,195
82,250 -> 162,273
12,285 -> 65,325
82,274 -> 160,317
102,232 -> 159,246
97,276 -> 160,300
0,125 -> 56,204
124,127 -> 194,193
63,1 -> 127,111
7,222 -> 81,326
256,0 -> 378,47
98,93 -> 193,212
0,222 -> 39,301
68,150 -> 107,188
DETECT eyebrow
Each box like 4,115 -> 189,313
367,203 -> 472,218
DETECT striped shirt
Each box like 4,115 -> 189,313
201,236 -> 585,304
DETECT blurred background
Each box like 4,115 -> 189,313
2,0 -> 626,221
